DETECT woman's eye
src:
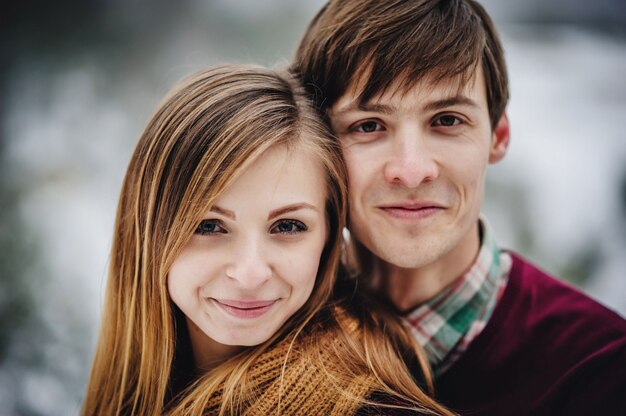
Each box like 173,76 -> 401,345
270,219 -> 307,235
352,120 -> 384,133
433,115 -> 462,127
194,219 -> 226,235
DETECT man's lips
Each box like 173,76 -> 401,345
378,202 -> 445,219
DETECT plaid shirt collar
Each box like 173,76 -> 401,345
401,217 -> 512,376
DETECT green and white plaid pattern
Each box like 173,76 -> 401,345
401,218 -> 511,376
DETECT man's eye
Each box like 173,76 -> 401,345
433,115 -> 462,127
270,219 -> 307,235
194,219 -> 226,235
352,120 -> 384,133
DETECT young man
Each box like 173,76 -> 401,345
293,0 -> 626,414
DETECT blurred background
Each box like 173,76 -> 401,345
1,0 -> 625,414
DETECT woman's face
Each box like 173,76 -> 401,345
168,144 -> 328,366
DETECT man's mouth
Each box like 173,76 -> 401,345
378,202 -> 445,219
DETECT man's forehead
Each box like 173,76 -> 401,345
331,66 -> 485,114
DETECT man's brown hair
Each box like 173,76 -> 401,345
293,0 -> 509,129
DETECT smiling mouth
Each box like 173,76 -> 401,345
378,204 -> 444,219
211,299 -> 278,319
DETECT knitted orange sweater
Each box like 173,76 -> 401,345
203,313 -> 376,415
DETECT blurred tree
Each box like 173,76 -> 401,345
0,154 -> 39,363
621,170 -> 626,220
0,2 -> 108,413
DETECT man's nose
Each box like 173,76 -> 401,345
224,237 -> 272,289
383,127 -> 439,188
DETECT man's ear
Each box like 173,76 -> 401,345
489,112 -> 510,163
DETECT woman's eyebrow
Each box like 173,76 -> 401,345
268,203 -> 318,220
209,206 -> 236,220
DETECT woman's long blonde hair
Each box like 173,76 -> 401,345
83,64 -> 451,415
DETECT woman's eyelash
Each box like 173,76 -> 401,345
194,219 -> 226,235
194,219 -> 307,236
270,219 -> 307,235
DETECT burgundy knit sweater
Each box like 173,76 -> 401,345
436,252 -> 626,415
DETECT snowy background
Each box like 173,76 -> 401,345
1,0 -> 625,414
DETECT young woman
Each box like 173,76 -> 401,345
82,65 -> 452,415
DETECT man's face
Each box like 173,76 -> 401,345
329,67 -> 509,270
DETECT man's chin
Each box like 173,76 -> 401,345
375,244 -> 444,270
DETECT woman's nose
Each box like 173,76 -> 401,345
224,237 -> 272,289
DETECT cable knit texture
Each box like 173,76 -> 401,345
202,310 -> 375,416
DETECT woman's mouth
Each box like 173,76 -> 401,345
211,299 -> 278,319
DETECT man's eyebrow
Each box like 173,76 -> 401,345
423,96 -> 480,112
332,95 -> 479,117
332,102 -> 396,117
268,203 -> 318,220
210,206 -> 235,219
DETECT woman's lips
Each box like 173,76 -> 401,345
211,299 -> 278,319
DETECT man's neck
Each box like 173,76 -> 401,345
379,223 -> 481,313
